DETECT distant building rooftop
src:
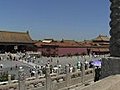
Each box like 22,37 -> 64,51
42,39 -> 54,43
93,35 -> 110,42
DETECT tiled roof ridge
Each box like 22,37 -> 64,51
0,30 -> 33,43
92,34 -> 109,41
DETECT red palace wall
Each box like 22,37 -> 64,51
57,47 -> 87,56
37,47 -> 88,56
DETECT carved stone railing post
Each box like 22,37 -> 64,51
109,0 -> 120,57
45,66 -> 51,90
8,74 -> 11,85
81,63 -> 85,84
65,64 -> 71,87
35,66 -> 39,79
18,67 -> 26,90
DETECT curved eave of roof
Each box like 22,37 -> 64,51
93,39 -> 109,42
92,37 -> 109,41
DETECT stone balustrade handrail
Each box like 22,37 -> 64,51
0,68 -> 94,90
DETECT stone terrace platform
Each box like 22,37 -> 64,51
75,75 -> 120,90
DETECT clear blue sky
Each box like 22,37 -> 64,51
0,0 -> 110,40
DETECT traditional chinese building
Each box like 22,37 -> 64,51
0,31 -> 35,53
35,39 -> 88,57
35,39 -> 59,57
57,40 -> 87,56
91,35 -> 110,55
35,35 -> 110,57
